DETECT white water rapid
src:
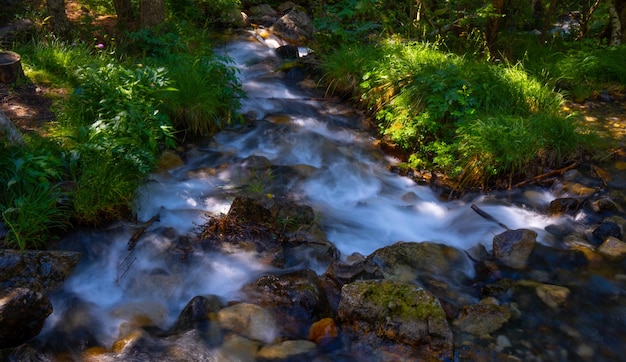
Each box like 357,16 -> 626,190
38,31 -> 568,354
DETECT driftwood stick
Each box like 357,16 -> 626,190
597,147 -> 625,163
471,204 -> 510,230
512,163 -> 578,188
127,213 -> 160,250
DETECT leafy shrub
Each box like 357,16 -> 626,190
69,62 -> 176,174
0,144 -> 70,249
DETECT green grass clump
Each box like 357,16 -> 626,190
152,52 -> 244,138
320,39 -> 590,186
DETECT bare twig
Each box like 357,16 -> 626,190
471,204 -> 510,230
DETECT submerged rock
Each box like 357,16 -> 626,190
217,302 -> 279,344
242,269 -> 333,339
257,340 -> 317,361
453,298 -> 512,336
337,279 -> 453,360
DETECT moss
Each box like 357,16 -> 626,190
358,280 -> 446,321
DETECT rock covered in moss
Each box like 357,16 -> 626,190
337,279 -> 452,360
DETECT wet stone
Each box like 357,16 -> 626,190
257,340 -> 317,361
453,299 -> 512,336
242,269 -> 332,339
337,279 -> 453,360
598,236 -> 626,259
217,302 -> 278,344
534,283 -> 570,310
0,287 -> 52,349
548,198 -> 580,215
307,317 -> 338,346
592,221 -> 622,245
492,229 -> 537,269
168,295 -> 223,336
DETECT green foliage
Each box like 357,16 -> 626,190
457,113 -> 589,186
68,62 -> 176,174
0,144 -> 70,249
320,40 -> 588,185
153,53 -> 244,137
169,0 -> 242,27
318,43 -> 383,97
70,153 -> 139,225
125,27 -> 187,58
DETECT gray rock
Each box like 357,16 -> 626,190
0,249 -> 82,294
217,303 -> 279,344
453,298 -> 511,336
493,229 -> 537,269
270,10 -> 314,45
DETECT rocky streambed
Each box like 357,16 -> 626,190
2,153 -> 626,361
2,2 -> 626,360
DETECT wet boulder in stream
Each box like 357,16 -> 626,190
0,287 -> 52,349
492,229 -> 537,269
367,241 -> 476,308
337,279 -> 453,360
0,249 -> 81,349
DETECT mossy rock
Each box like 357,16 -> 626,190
337,279 -> 452,360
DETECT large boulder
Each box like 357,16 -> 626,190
337,279 -> 453,360
270,9 -> 314,45
0,249 -> 82,294
0,287 -> 52,348
366,241 -> 476,308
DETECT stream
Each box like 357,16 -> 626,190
24,31 -> 626,361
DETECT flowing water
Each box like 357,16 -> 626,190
34,31 -> 574,357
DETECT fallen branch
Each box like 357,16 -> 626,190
128,213 -> 160,250
471,204 -> 510,230
512,163 -> 578,188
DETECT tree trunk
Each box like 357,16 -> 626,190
540,0 -> 558,43
113,0 -> 136,31
616,0 -> 626,43
608,0 -> 623,45
0,51 -> 25,84
139,0 -> 165,29
580,0 -> 602,39
485,0 -> 505,52
0,109 -> 25,147
46,0 -> 71,35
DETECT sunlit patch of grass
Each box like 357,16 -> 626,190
151,52 -> 243,138
319,38 -> 590,186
